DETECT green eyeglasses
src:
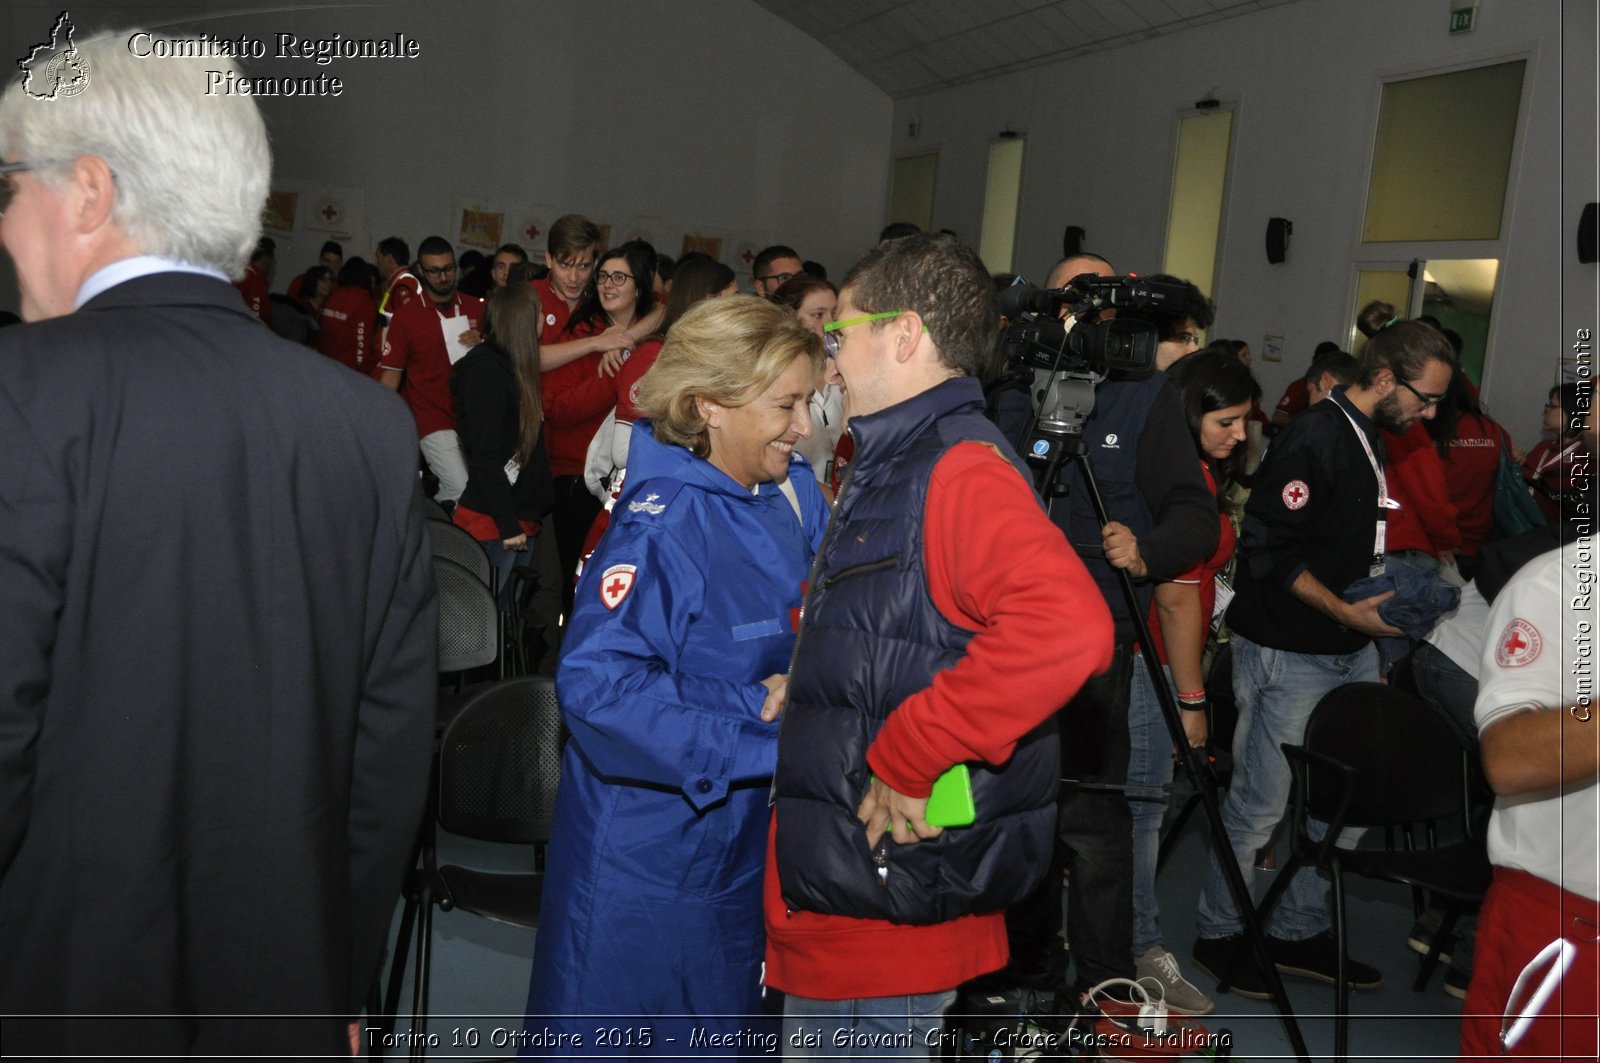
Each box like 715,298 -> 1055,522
821,311 -> 922,357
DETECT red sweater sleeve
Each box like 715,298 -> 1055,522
865,442 -> 1114,795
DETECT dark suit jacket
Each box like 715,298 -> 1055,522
0,272 -> 438,1056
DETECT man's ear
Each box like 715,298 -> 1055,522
69,155 -> 117,234
893,309 -> 925,364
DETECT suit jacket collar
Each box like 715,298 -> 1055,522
78,271 -> 262,322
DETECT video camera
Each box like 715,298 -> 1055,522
997,272 -> 1189,376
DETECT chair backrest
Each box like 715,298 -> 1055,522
428,518 -> 494,591
437,675 -> 566,844
433,556 -> 499,674
421,495 -> 454,524
1299,681 -> 1472,829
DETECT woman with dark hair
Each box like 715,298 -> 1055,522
772,274 -> 843,483
1430,364 -> 1516,574
525,297 -> 827,1053
1522,382 -> 1588,527
450,282 -> 555,599
542,240 -> 658,591
317,257 -> 380,375
568,254 -> 740,545
1123,350 -> 1252,1016
1356,299 -> 1398,339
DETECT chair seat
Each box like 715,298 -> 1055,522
1339,841 -> 1492,901
437,865 -> 544,930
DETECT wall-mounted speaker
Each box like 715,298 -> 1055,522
1580,202 -> 1598,264
1266,217 -> 1292,264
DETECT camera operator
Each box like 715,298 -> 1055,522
1004,263 -> 1220,1009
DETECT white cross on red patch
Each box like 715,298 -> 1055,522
1495,618 -> 1542,668
599,564 -> 637,610
1282,480 -> 1310,510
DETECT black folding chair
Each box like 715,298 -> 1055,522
381,675 -> 566,1062
432,557 -> 500,706
1253,681 -> 1492,1061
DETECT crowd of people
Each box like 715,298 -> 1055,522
2,29 -> 1591,1063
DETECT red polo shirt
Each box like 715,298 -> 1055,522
380,291 -> 484,438
318,286 -> 379,376
532,277 -> 581,341
234,264 -> 271,324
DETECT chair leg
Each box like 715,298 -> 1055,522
410,883 -> 435,1063
381,879 -> 420,1035
1332,859 -> 1349,1063
1412,903 -> 1463,992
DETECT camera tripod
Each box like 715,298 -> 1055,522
1022,416 -> 1311,1063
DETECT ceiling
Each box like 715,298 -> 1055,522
752,0 -> 1303,100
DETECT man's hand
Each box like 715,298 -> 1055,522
1102,521 -> 1148,579
1339,590 -> 1405,638
597,347 -> 629,378
858,776 -> 943,849
758,673 -> 787,723
457,327 -> 483,348
501,533 -> 528,551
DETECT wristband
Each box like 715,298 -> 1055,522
1176,690 -> 1206,702
1179,697 -> 1209,712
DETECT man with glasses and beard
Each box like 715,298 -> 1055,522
1190,320 -> 1456,998
379,235 -> 485,504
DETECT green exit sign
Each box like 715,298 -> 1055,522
1450,6 -> 1476,33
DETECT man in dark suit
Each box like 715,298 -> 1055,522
0,33 -> 437,1057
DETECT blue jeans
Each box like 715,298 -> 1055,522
1127,656 -> 1175,956
1375,550 -> 1437,675
1195,635 -> 1376,940
1409,641 -> 1479,745
782,991 -> 955,1059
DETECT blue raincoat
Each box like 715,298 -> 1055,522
524,421 -> 828,1056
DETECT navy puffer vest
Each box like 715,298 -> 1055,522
774,377 -> 1060,924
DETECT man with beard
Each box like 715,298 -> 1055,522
379,235 -> 485,503
1190,320 -> 1456,998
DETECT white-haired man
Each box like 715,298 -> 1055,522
0,32 -> 436,1056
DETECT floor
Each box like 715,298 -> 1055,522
370,786 -> 1470,1062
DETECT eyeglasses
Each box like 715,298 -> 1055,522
1397,378 -> 1446,409
0,160 -> 35,215
1174,331 -> 1200,347
757,271 -> 798,288
821,311 -> 917,357
417,263 -> 457,278
595,270 -> 634,287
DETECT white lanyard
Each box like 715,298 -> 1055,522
1533,440 -> 1581,479
1331,399 -> 1389,577
1500,938 -> 1575,1052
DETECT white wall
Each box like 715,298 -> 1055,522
887,0 -> 1595,446
0,0 -> 892,301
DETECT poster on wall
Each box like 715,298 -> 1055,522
261,190 -> 298,239
455,205 -> 505,251
512,205 -> 561,252
1262,334 -> 1285,363
305,187 -> 365,243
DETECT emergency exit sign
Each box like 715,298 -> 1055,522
1450,5 -> 1477,33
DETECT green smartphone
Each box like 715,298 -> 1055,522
870,764 -> 976,829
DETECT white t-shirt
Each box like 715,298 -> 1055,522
1475,540 -> 1600,900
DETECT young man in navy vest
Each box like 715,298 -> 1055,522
766,232 -> 1114,1052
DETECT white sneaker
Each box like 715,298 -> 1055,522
1135,945 -> 1216,1016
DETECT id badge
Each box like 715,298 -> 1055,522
504,456 -> 522,485
1369,518 -> 1386,577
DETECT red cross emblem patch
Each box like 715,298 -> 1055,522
1282,480 -> 1310,510
1495,618 -> 1542,668
599,564 -> 637,610
628,380 -> 642,408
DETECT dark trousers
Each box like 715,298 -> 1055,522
550,475 -> 602,618
1006,642 -> 1135,990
